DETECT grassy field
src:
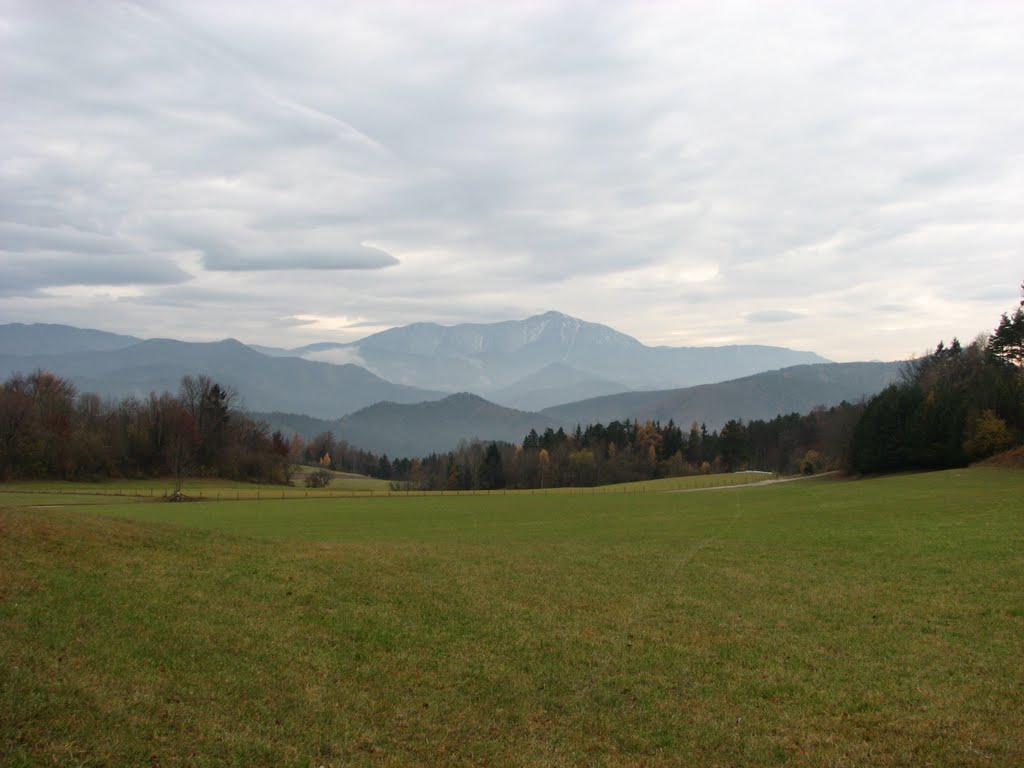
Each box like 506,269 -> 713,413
2,467 -> 1023,766
0,470 -> 393,500
0,470 -> 771,504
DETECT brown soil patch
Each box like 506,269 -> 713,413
976,444 -> 1024,469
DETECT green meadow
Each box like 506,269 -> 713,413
0,469 -> 770,505
2,468 -> 1023,766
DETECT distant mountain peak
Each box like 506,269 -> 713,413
442,391 -> 490,403
333,311 -> 828,394
3,317 -> 837,434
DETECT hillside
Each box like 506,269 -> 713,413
0,337 -> 444,418
267,362 -> 903,457
247,411 -> 339,441
0,323 -> 141,356
542,361 -> 904,429
489,362 -> 627,411
336,393 -> 557,457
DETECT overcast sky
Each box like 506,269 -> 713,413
2,1 -> 1021,362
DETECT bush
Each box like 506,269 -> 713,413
964,409 -> 1017,460
800,450 -> 821,475
305,469 -> 332,488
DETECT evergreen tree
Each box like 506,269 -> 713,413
719,419 -> 748,471
988,308 -> 1024,367
478,442 -> 505,489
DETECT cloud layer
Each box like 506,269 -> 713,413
2,0 -> 1022,360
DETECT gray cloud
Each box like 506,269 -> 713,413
1,0 -> 1022,361
202,244 -> 398,272
0,223 -> 136,255
302,348 -> 371,368
0,252 -> 190,294
147,218 -> 399,271
746,310 -> 804,324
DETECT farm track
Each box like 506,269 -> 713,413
666,470 -> 841,492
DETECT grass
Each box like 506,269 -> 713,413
0,471 -> 393,501
2,467 -> 1023,766
0,470 -> 771,504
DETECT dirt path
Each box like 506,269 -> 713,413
666,470 -> 841,493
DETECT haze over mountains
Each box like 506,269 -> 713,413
254,362 -> 902,457
0,314 -> 901,456
0,331 -> 442,418
291,311 -> 830,398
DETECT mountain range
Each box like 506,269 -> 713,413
252,361 -> 901,457
0,333 -> 442,417
0,315 -> 900,456
291,311 -> 830,398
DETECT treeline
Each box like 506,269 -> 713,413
850,338 -> 1023,473
300,404 -> 865,491
0,372 -> 291,484
849,288 -> 1023,473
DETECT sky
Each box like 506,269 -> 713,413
1,0 -> 1022,362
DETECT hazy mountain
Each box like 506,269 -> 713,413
489,362 -> 627,411
248,411 -> 338,440
0,337 -> 444,418
0,323 -> 141,356
336,393 -> 557,457
246,344 -> 298,358
295,311 -> 830,394
542,362 -> 904,430
0,318 -> 860,441
270,362 -> 902,458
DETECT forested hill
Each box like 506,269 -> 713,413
336,394 -> 557,458
541,362 -> 904,429
251,362 -> 903,457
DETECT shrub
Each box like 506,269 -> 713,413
305,469 -> 332,488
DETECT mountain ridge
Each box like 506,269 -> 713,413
0,334 -> 444,418
293,311 -> 830,394
1,317 -> 845,429
541,361 -> 903,427
0,322 -> 142,356
335,393 -> 557,457
249,361 -> 902,457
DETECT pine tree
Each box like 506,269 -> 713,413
988,308 -> 1024,367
